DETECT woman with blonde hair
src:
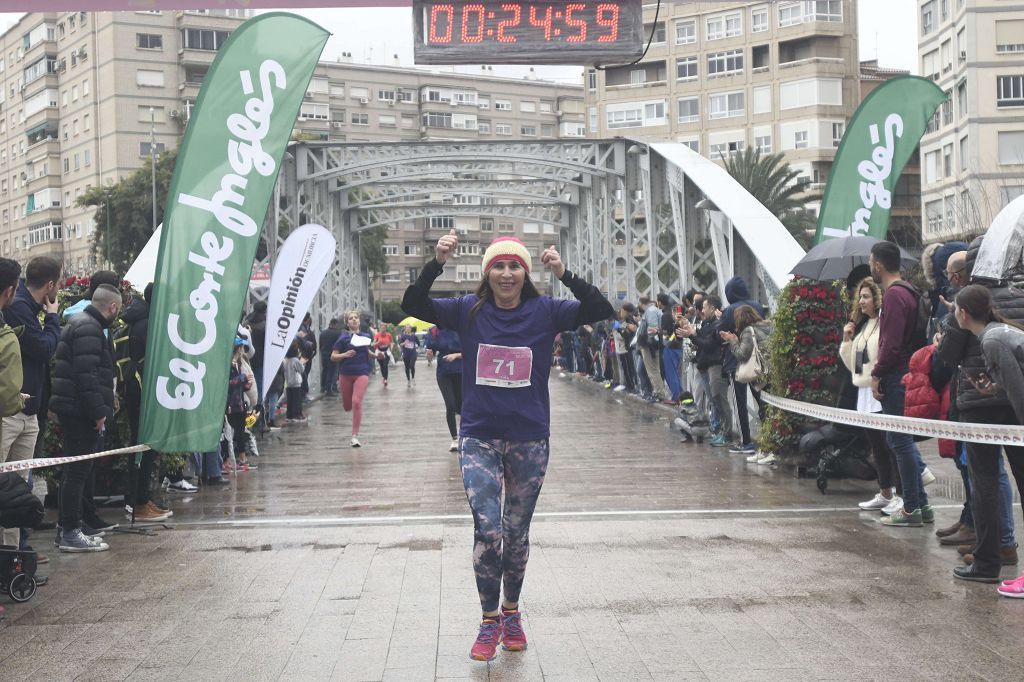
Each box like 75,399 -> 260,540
331,310 -> 373,447
839,277 -> 902,513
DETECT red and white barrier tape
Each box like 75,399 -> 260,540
0,444 -> 151,475
761,393 -> 1024,446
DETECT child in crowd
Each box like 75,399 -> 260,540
284,341 -> 307,423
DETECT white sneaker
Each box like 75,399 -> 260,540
350,436 -> 361,448
881,495 -> 904,516
921,467 -> 936,487
168,479 -> 198,493
858,493 -> 893,511
613,385 -> 626,392
756,453 -> 777,465
745,452 -> 761,463
449,439 -> 459,453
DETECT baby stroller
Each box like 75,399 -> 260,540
673,392 -> 711,443
0,472 -> 44,603
799,423 -> 875,494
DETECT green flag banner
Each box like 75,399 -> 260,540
139,13 -> 329,452
814,76 -> 945,244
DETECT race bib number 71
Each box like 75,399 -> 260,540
475,343 -> 533,388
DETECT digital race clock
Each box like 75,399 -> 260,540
413,0 -> 644,65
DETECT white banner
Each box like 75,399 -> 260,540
261,224 -> 337,393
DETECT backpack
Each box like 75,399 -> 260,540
891,280 -> 930,351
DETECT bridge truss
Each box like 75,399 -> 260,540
258,139 -> 805,327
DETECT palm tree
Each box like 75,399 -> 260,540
720,147 -> 818,248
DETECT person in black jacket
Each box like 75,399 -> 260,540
244,301 -> 267,397
678,294 -> 730,446
319,318 -> 342,395
52,284 -> 120,553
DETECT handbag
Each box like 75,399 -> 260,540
735,331 -> 764,385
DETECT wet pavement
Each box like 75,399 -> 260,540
2,370 -> 1024,681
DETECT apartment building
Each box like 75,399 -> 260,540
585,0 -> 860,197
918,0 -> 1024,243
0,11 -> 585,300
0,9 -> 249,275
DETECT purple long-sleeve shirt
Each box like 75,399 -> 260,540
872,282 -> 918,378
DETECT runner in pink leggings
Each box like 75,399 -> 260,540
330,310 -> 372,448
402,230 -> 613,662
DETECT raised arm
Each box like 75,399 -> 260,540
401,229 -> 459,324
540,245 -> 614,327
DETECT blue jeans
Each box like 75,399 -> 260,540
956,445 -> 974,528
632,348 -> 652,397
999,457 -> 1016,548
879,373 -> 928,513
266,390 -> 280,427
697,369 -> 720,433
662,345 -> 683,402
201,450 -> 222,479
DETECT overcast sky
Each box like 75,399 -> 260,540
0,1 -> 919,82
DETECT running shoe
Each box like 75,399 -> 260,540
449,439 -> 459,453
501,609 -> 527,651
469,618 -> 502,661
729,443 -> 756,455
881,495 -> 904,516
998,580 -> 1024,598
858,493 -> 893,511
167,479 -> 198,493
351,436 -> 361,448
1000,573 -> 1024,588
756,452 -> 778,465
709,434 -> 728,447
880,508 -> 923,527
745,451 -> 761,463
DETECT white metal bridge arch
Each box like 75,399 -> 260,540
258,138 -> 805,327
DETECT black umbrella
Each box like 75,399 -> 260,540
790,235 -> 918,281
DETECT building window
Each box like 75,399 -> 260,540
959,135 -> 968,171
755,134 -> 772,153
181,28 -> 230,51
998,131 -> 1024,165
996,20 -> 1024,54
587,70 -> 597,91
921,1 -> 935,35
494,99 -> 512,111
404,243 -> 419,256
423,111 -> 452,128
831,122 -> 844,147
753,85 -> 771,114
382,244 -> 398,256
707,49 -> 744,76
136,33 -> 162,49
646,22 -> 666,44
706,12 -> 741,41
680,139 -> 699,153
495,124 -> 512,135
996,75 -> 1024,108
676,56 -> 697,81
710,140 -> 745,158
957,79 -> 967,117
480,219 -> 493,232
708,91 -> 744,119
942,91 -> 953,125
429,216 -> 455,230
675,19 -> 695,44
677,97 -> 699,123
780,77 -> 842,109
751,6 -> 768,32
521,125 -> 536,136
498,222 -> 514,233
351,112 -> 369,125
943,144 -> 953,176
607,106 -> 642,128
794,130 -> 808,149
926,199 -> 942,234
136,69 -> 164,87
779,0 -> 842,26
299,103 -> 329,120
520,100 -> 536,113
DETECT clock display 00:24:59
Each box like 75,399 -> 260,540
425,2 -> 625,45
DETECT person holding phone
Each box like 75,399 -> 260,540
0,256 -> 61,554
402,230 -> 613,662
954,284 -> 1024,593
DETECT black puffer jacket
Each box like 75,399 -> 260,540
937,238 -> 1024,414
50,305 -> 116,423
0,472 -> 44,529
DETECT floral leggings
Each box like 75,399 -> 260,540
459,436 -> 550,613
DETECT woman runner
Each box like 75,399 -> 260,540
372,325 -> 394,387
331,311 -> 373,447
426,326 -> 463,452
402,230 -> 613,661
399,325 -> 420,385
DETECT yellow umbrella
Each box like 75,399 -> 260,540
398,316 -> 435,332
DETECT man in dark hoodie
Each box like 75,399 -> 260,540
245,301 -> 268,397
717,276 -> 765,454
319,318 -> 343,396
938,235 -> 1024,582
